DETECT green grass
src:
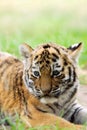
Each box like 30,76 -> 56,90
0,116 -> 85,130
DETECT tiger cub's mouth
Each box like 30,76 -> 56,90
36,89 -> 61,104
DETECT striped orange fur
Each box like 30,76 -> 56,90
0,43 -> 84,130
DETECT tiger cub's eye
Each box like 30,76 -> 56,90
33,71 -> 40,77
53,70 -> 60,77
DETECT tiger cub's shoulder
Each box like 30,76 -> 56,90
0,52 -> 21,63
0,52 -> 23,78
0,52 -> 15,62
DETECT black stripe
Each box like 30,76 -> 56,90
0,59 -> 15,77
70,107 -> 83,123
66,83 -> 74,89
31,74 -> 37,79
62,87 -> 77,106
63,103 -> 77,118
46,60 -> 50,64
0,63 -> 13,77
69,87 -> 77,100
61,83 -> 74,94
27,114 -> 32,119
63,58 -> 68,66
52,58 -> 57,62
58,74 -> 65,79
43,44 -> 50,49
61,67 -> 64,72
16,73 -> 18,86
71,103 -> 78,108
68,67 -> 72,82
21,87 -> 28,111
32,66 -> 36,69
55,63 -> 61,68
52,53 -> 59,59
13,72 -> 19,98
63,109 -> 72,118
73,68 -> 76,82
19,71 -> 23,86
53,47 -> 61,55
53,102 -> 62,109
17,69 -> 23,87
46,104 -> 55,113
14,68 -> 28,110
34,55 -> 38,60
24,110 -> 32,119
35,107 -> 48,113
0,65 -> 10,76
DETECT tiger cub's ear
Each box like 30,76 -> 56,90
20,43 -> 33,58
67,42 -> 83,62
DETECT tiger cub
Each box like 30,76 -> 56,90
0,43 -> 85,129
20,42 -> 87,125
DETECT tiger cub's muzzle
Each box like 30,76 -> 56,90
35,86 -> 61,98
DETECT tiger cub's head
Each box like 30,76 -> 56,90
20,42 -> 82,103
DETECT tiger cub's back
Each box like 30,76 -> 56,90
0,52 -> 25,113
0,52 -> 12,61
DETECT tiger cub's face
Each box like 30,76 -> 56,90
20,43 -> 82,103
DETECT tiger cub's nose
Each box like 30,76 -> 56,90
42,88 -> 51,96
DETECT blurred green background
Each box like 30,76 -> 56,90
0,0 -> 87,67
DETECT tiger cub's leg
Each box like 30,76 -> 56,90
70,104 -> 87,124
20,106 -> 83,130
